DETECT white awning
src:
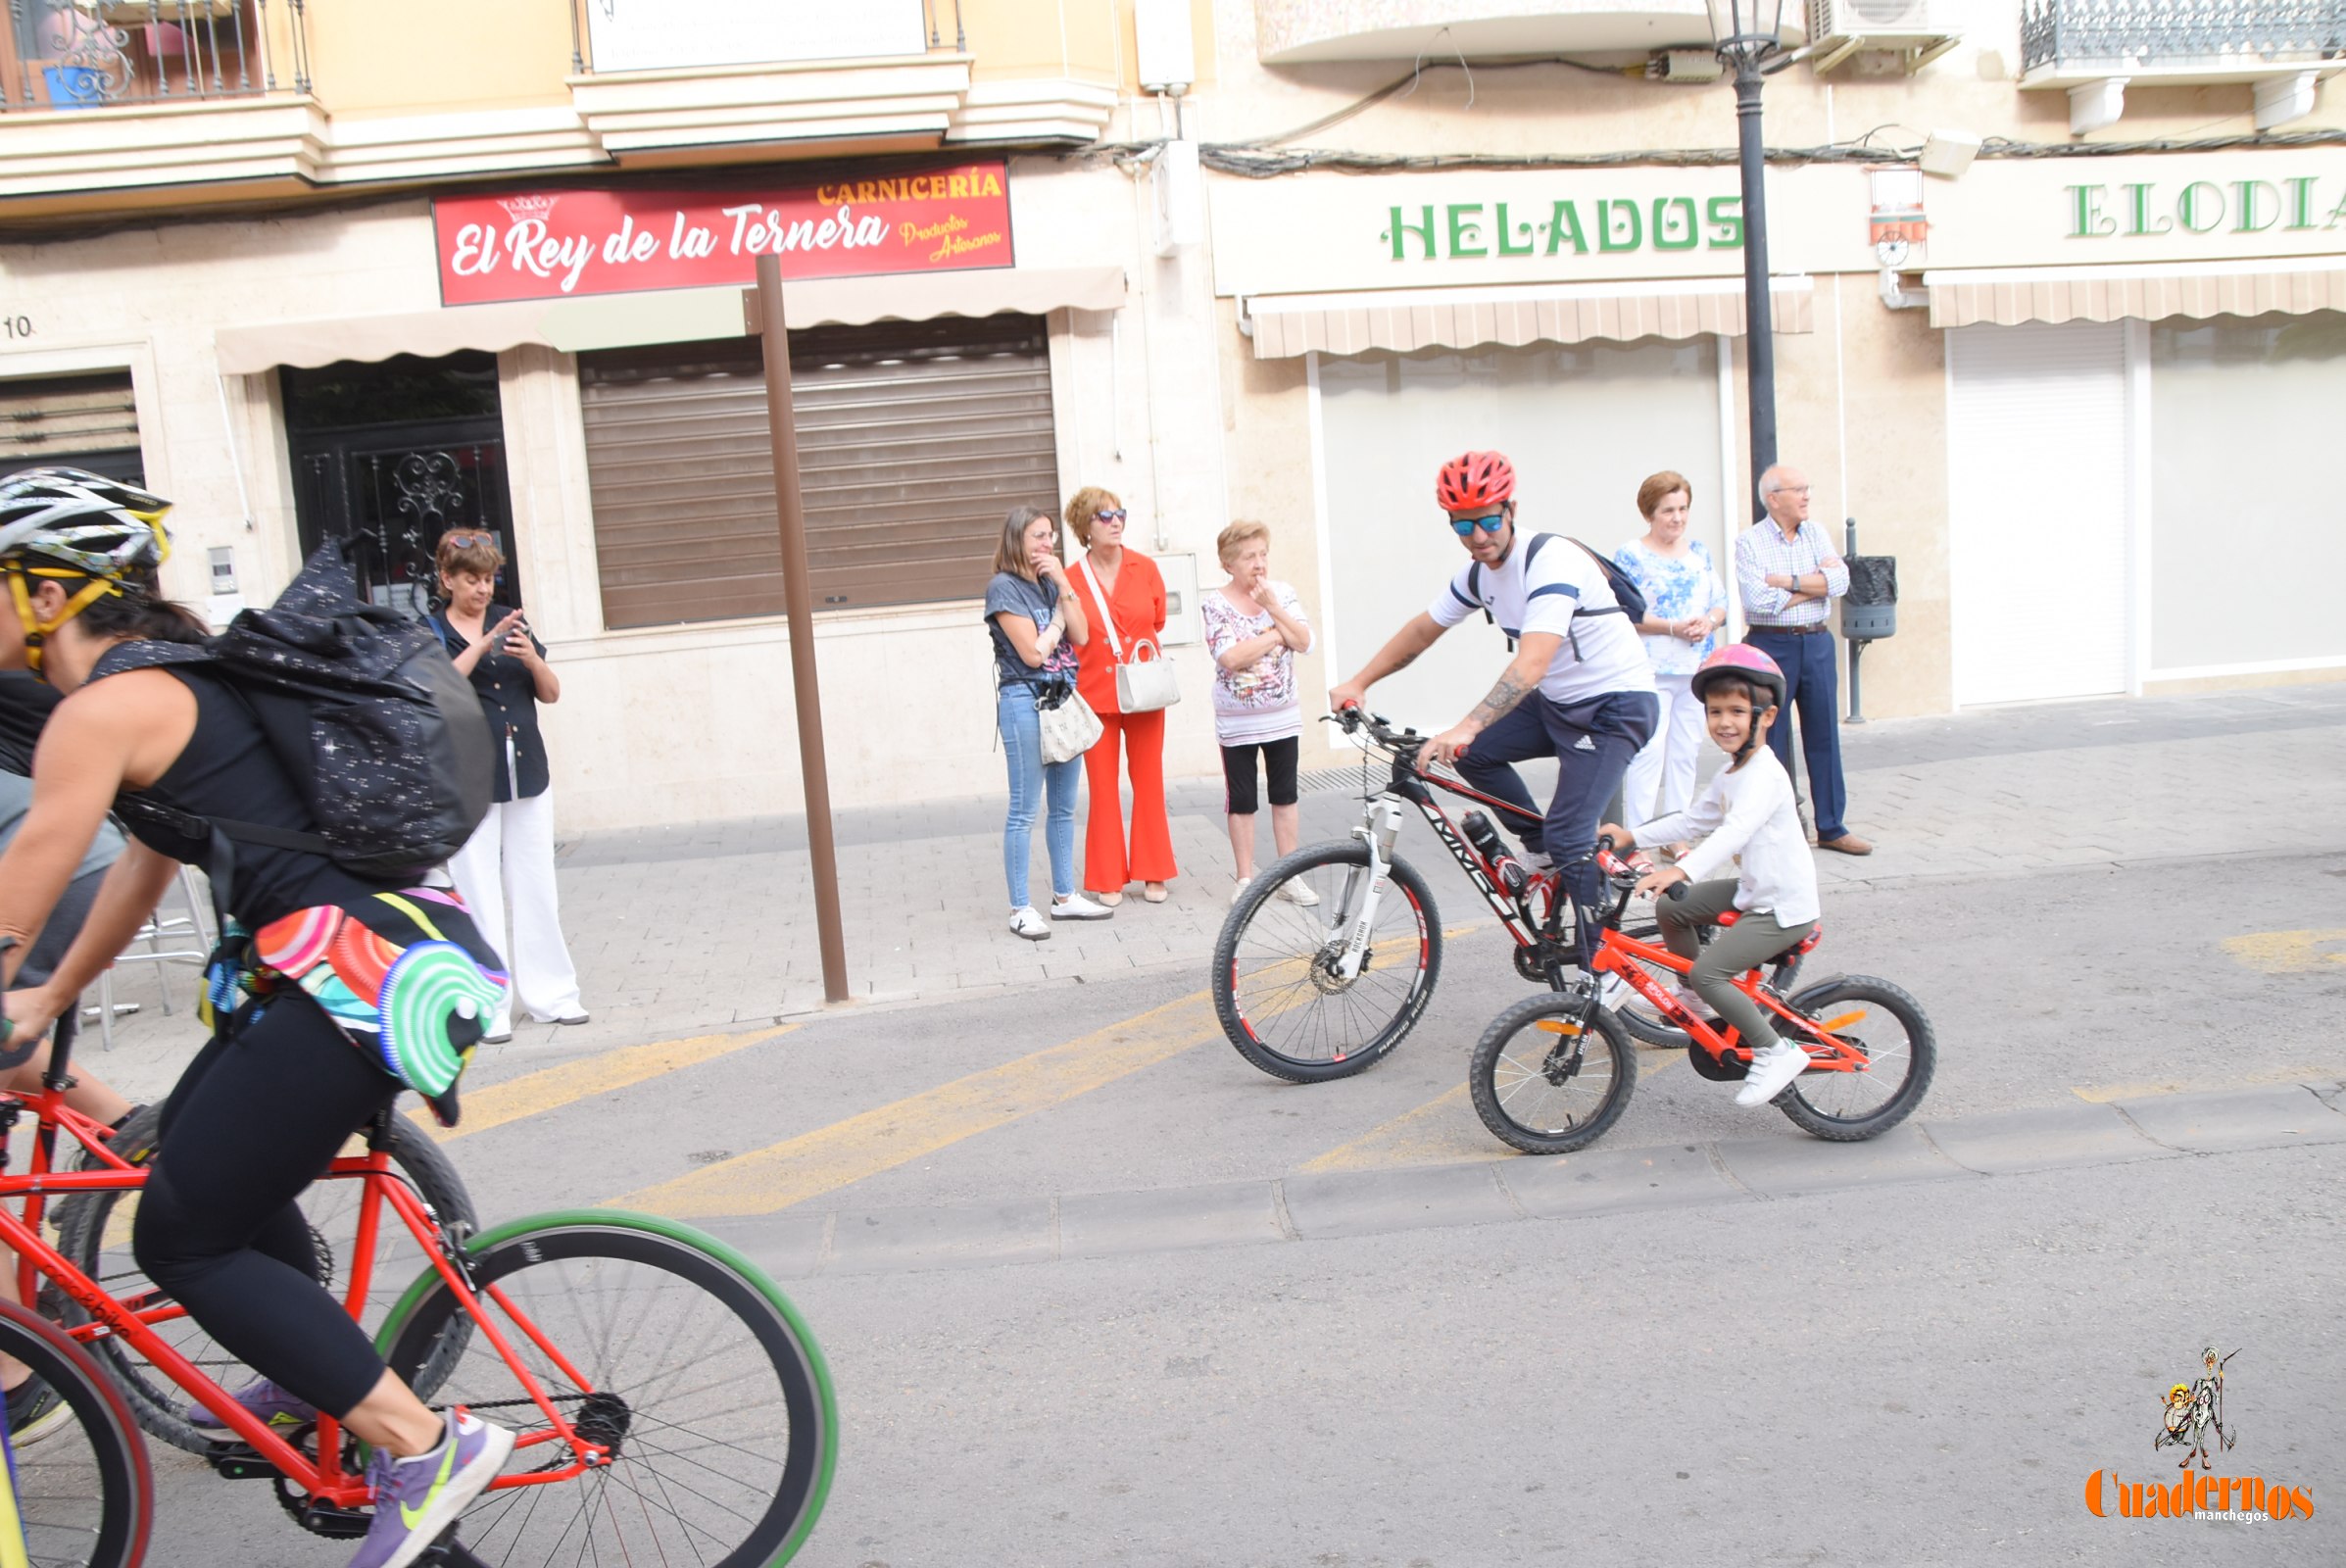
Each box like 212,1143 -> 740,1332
214,266 -> 1129,373
1240,277 -> 1815,360
1923,258 -> 2346,329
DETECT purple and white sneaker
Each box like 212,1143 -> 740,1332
187,1376 -> 318,1439
348,1407 -> 515,1568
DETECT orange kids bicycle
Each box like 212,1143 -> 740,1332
1468,839 -> 1936,1154
0,1014 -> 836,1568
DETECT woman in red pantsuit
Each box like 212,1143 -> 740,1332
1065,486 -> 1178,905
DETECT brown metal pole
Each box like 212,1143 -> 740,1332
754,254 -> 850,1004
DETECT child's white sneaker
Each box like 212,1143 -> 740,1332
1735,1038 -> 1812,1106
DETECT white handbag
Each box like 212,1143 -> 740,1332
1035,682 -> 1103,765
1076,554 -> 1181,714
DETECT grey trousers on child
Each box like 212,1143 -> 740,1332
1656,879 -> 1816,1051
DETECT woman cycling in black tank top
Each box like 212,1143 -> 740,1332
0,468 -> 515,1568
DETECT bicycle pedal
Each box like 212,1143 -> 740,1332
204,1441 -> 277,1481
423,1530 -> 492,1568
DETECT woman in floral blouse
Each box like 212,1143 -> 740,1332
1615,471 -> 1729,824
1201,520 -> 1316,906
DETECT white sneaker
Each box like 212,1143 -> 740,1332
1008,906 -> 1051,941
1051,893 -> 1113,921
1735,1038 -> 1813,1107
1670,983 -> 1709,1016
1596,973 -> 1632,1009
1277,878 -> 1320,907
1230,877 -> 1251,907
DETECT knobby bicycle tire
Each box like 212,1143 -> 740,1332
1469,994 -> 1637,1155
0,1298 -> 152,1568
1775,975 -> 1937,1142
54,1104 -> 477,1455
375,1209 -> 837,1568
1211,840 -> 1442,1083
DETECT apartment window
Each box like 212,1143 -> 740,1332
579,315 -> 1059,630
0,371 -> 143,484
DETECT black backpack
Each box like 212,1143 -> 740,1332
98,538 -> 494,881
1467,533 -> 1648,657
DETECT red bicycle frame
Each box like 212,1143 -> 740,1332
0,1078 -> 610,1509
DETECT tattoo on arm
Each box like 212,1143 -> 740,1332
1466,669 -> 1534,730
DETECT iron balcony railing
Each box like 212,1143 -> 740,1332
2022,0 -> 2346,70
3,0 -> 308,113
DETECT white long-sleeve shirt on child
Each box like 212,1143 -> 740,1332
1633,747 -> 1820,926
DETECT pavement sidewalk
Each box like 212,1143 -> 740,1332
69,679 -> 2346,1102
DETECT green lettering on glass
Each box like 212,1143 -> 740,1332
1704,195 -> 1743,249
1650,196 -> 1698,251
2176,181 -> 2224,233
2067,184 -> 2116,238
1389,205 -> 1438,261
2124,183 -> 2171,237
2232,180 -> 2278,233
1446,203 -> 1488,258
1493,202 -> 1535,257
1545,200 -> 1588,255
2284,175 -> 2319,229
1598,199 -> 1642,252
2327,188 -> 2346,228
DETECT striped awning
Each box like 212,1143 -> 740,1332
1925,262 -> 2346,329
1242,278 -> 1815,360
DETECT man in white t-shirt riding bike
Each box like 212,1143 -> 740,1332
1328,450 -> 1659,961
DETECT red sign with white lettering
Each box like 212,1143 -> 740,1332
432,162 -> 1014,306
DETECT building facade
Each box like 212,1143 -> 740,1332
2,0 -> 2341,832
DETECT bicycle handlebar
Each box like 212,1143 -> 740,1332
1327,707 -> 1426,755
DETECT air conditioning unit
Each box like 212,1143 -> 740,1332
1806,0 -> 1961,74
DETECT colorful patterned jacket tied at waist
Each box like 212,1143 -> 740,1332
203,889 -> 507,1128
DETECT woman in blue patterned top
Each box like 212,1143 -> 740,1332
987,506 -> 1112,940
1615,471 -> 1729,826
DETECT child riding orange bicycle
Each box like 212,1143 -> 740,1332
1601,644 -> 1818,1110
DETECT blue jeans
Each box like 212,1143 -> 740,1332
1455,688 -> 1658,960
1745,628 -> 1847,840
999,685 -> 1082,910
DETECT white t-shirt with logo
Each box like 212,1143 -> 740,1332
1427,534 -> 1656,705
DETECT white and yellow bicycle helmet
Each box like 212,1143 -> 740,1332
0,466 -> 172,673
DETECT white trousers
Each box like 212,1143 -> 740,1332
446,788 -> 582,1031
1623,672 -> 1706,825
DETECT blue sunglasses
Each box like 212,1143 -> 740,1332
1448,511 -> 1507,537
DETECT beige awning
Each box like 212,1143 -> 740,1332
1925,262 -> 2346,329
1241,278 -> 1815,360
214,267 -> 1128,373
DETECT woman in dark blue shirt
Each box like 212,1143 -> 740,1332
430,528 -> 585,1040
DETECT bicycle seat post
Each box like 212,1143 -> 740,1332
42,1008 -> 79,1097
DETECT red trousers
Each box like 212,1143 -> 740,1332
1083,708 -> 1178,892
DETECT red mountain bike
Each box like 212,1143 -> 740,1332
1212,709 -> 1687,1082
0,1013 -> 837,1568
1466,841 -> 1936,1153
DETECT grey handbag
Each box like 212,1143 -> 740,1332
1035,680 -> 1102,764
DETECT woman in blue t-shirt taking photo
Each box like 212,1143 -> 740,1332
986,506 -> 1113,940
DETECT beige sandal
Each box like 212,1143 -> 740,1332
1143,883 -> 1169,904
1092,890 -> 1125,906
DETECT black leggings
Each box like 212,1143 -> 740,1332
133,996 -> 401,1418
1220,735 -> 1299,817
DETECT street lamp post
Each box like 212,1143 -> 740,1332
1707,0 -> 1790,505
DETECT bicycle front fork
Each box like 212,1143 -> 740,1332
1335,798 -> 1406,980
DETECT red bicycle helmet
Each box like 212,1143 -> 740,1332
1689,644 -> 1786,711
1435,451 -> 1516,512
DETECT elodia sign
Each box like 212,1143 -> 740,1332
432,162 -> 1014,305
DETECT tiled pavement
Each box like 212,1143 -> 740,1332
76,679 -> 2346,1089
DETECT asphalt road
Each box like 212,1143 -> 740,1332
134,841 -> 2346,1565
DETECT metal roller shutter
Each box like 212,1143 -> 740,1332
1946,321 -> 2130,706
579,317 -> 1059,630
0,372 -> 144,483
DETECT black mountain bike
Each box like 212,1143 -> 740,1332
1209,710 -> 1691,1082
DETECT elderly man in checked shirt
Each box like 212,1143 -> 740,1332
1732,464 -> 1874,856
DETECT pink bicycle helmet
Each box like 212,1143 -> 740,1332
1435,451 -> 1516,512
1690,644 -> 1786,711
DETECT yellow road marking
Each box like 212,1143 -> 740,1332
2220,929 -> 2346,975
611,995 -> 1222,1218
434,1024 -> 798,1144
2071,1062 -> 2332,1103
